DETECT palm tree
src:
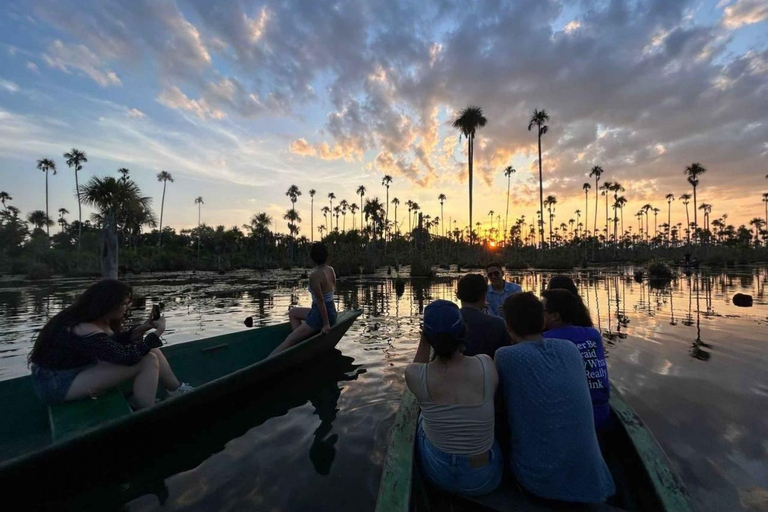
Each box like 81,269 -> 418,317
698,203 -> 712,233
391,197 -> 400,234
356,185 -> 366,229
309,189 -> 316,241
600,181 -> 613,241
27,210 -> 53,232
544,195 -> 557,244
285,185 -> 301,235
609,182 -> 625,241
680,194 -> 692,244
63,148 -> 87,249
321,206 -> 330,230
763,193 -> 768,231
666,194 -> 675,245
582,183 -> 591,236
642,204 -> 652,242
333,205 -> 340,231
195,196 -> 204,226
653,208 -> 661,239
749,218 -> 764,244
363,197 -> 385,239
589,166 -> 604,234
438,193 -> 447,237
382,175 -> 392,236
405,200 -> 414,232
488,210 -> 495,236
575,209 -> 582,238
503,166 -> 515,244
528,109 -> 550,246
327,192 -> 336,229
58,207 -> 69,233
340,199 -> 349,231
118,168 -> 130,182
317,224 -> 326,239
36,158 -> 57,236
616,196 -> 627,241
684,163 -> 707,242
349,203 -> 359,230
0,191 -> 11,212
411,203 -> 420,231
453,106 -> 488,243
156,171 -> 174,246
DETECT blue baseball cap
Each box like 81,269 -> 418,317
423,300 -> 465,338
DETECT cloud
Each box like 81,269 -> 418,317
43,40 -> 122,87
157,86 -> 225,119
0,79 -> 19,93
289,138 -> 316,157
126,108 -> 146,119
722,0 -> 768,29
26,61 -> 39,73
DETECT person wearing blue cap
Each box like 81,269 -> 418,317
404,300 -> 503,497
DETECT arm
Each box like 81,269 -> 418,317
309,273 -> 331,334
413,334 -> 431,363
71,331 -> 162,366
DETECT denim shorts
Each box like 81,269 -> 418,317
416,417 -> 503,497
305,301 -> 337,330
30,363 -> 95,404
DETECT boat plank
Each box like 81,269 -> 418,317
375,389 -> 419,512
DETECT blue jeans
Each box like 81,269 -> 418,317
305,301 -> 337,330
416,417 -> 503,497
31,363 -> 95,404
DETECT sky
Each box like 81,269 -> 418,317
0,0 -> 767,236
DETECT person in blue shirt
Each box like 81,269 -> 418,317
485,262 -> 522,318
495,292 -> 615,504
542,289 -> 611,431
457,273 -> 510,358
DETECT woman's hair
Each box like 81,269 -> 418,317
310,242 -> 329,264
542,289 -> 593,327
28,280 -> 133,365
425,330 -> 466,361
547,275 -> 578,296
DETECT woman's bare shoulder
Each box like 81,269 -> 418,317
71,323 -> 106,337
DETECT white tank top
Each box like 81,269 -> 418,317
411,356 -> 495,455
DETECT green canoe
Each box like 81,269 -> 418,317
375,386 -> 692,512
0,309 -> 361,505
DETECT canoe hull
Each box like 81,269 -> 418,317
0,309 -> 361,507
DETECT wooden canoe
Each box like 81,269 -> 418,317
375,386 -> 692,512
0,309 -> 361,506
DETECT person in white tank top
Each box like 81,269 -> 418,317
404,300 -> 503,497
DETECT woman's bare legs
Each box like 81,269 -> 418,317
150,348 -> 182,391
270,323 -> 318,356
65,353 -> 160,409
289,307 -> 311,330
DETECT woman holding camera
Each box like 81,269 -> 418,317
28,279 -> 191,410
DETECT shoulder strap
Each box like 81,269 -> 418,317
413,363 -> 432,403
476,355 -> 492,402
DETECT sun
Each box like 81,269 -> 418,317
489,241 -> 497,248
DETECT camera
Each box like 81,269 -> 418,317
151,304 -> 162,321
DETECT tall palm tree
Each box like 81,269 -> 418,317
58,208 -> 69,233
438,193 -> 447,237
321,206 -> 330,230
589,166 -> 604,235
575,209 -> 582,238
488,210 -> 495,237
684,163 -> 707,243
309,189 -> 316,241
503,166 -> 515,244
340,199 -> 349,232
285,185 -> 301,234
616,196 -> 627,241
582,183 -> 591,236
382,175 -> 392,237
666,194 -> 675,245
762,192 -> 768,231
528,109 -> 550,246
405,200 -> 414,232
63,148 -> 87,249
749,218 -> 764,244
36,158 -> 57,236
118,168 -> 130,182
317,224 -> 326,239
156,171 -> 174,246
601,181 -> 613,241
27,210 -> 54,232
641,204 -> 652,242
363,197 -> 386,239
653,208 -> 661,239
679,193 -> 692,244
327,192 -> 336,229
391,197 -> 400,234
698,203 -> 712,233
544,195 -> 557,244
609,182 -> 624,241
333,205 -> 340,231
453,106 -> 488,243
411,203 -> 420,231
195,196 -> 204,227
349,202 -> 359,230
356,185 -> 366,229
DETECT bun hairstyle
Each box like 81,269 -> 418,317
425,329 -> 466,360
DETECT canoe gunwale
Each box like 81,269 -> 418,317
0,309 -> 362,475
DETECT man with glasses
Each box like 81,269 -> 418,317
485,262 -> 522,318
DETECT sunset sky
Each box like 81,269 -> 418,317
1,0 -> 767,237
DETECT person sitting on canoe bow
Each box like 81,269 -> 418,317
271,242 -> 337,356
405,300 -> 503,497
28,280 -> 192,410
495,292 -> 615,504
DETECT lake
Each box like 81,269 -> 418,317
1,266 -> 767,511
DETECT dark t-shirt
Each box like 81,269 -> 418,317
460,306 -> 510,358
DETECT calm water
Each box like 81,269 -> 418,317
1,266 -> 767,511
